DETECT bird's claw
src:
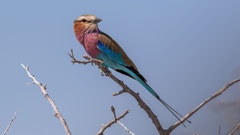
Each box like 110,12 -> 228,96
99,68 -> 104,76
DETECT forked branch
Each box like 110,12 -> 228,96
69,49 -> 165,135
97,106 -> 130,135
21,64 -> 72,135
68,49 -> 240,135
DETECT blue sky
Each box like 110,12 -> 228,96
0,0 -> 240,135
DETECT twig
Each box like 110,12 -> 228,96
21,64 -> 72,135
3,112 -> 16,135
218,125 -> 221,135
69,49 -> 165,135
111,106 -> 135,135
97,106 -> 130,135
229,124 -> 240,135
166,79 -> 240,134
111,106 -> 117,121
117,121 -> 135,135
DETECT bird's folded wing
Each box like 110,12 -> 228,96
97,32 -> 138,71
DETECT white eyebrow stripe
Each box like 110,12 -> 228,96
75,15 -> 96,21
76,16 -> 85,21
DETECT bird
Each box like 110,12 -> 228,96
73,14 -> 187,122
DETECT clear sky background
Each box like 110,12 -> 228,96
0,0 -> 239,135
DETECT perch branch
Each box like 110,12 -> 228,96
21,64 -> 71,135
68,49 -> 240,135
97,106 -> 130,135
3,112 -> 16,135
229,123 -> 240,135
68,49 -> 165,135
166,79 -> 240,134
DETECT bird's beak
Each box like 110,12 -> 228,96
93,18 -> 102,24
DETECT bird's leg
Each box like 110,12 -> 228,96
88,58 -> 105,76
98,64 -> 109,77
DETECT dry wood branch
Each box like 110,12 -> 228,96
229,124 -> 240,135
3,112 -> 16,135
166,79 -> 240,134
68,49 -> 240,135
117,121 -> 135,135
97,106 -> 130,135
111,106 -> 117,121
111,106 -> 135,135
218,125 -> 221,135
21,64 -> 71,135
68,49 -> 103,65
69,50 -> 165,135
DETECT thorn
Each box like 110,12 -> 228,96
54,113 -> 58,117
27,82 -> 35,85
43,83 -> 47,89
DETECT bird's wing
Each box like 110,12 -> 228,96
97,32 -> 137,69
97,32 -> 147,82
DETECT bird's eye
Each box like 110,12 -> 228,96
82,19 -> 86,22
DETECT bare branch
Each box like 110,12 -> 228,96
3,112 -> 16,135
109,75 -> 166,134
117,121 -> 135,135
110,106 -> 135,135
97,106 -> 130,135
21,64 -> 72,135
68,50 -> 240,135
166,79 -> 240,134
68,48 -> 103,65
111,106 -> 117,121
69,50 -> 165,135
229,124 -> 240,135
112,89 -> 127,96
218,125 -> 221,135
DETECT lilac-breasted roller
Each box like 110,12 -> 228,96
73,14 -> 185,121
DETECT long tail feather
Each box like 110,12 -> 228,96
121,66 -> 190,124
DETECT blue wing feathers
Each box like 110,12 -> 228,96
97,41 -> 126,66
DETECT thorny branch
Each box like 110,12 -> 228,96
3,112 -> 16,135
68,49 -> 240,135
21,64 -> 72,135
97,106 -> 130,135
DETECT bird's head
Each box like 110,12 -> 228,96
74,14 -> 102,33
74,14 -> 102,24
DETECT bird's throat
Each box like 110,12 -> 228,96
74,22 -> 99,45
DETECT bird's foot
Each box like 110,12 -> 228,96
99,68 -> 104,76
